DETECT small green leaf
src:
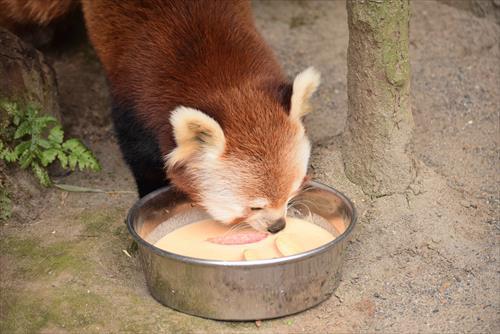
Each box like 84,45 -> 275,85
40,148 -> 58,166
14,141 -> 30,157
62,138 -> 80,151
18,149 -> 33,169
3,149 -> 18,162
37,139 -> 51,149
0,141 -> 17,162
0,101 -> 18,115
36,115 -> 57,127
31,162 -> 51,187
57,151 -> 68,169
68,154 -> 77,170
12,114 -> 21,126
25,106 -> 39,120
63,139 -> 100,172
48,126 -> 64,144
14,120 -> 31,139
78,151 -> 101,171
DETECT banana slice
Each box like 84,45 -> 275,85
275,233 -> 304,256
243,249 -> 261,261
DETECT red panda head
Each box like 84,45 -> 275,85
166,67 -> 320,232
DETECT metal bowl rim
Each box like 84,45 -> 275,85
126,180 -> 357,267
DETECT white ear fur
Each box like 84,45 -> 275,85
167,106 -> 225,167
290,67 -> 321,120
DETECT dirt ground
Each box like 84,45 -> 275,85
1,0 -> 499,333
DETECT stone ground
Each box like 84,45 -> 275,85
1,0 -> 499,333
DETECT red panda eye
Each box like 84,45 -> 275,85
250,207 -> 263,211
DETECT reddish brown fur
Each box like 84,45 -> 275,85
0,0 -> 76,28
81,0 -> 295,203
4,0 -> 306,215
211,86 -> 299,208
81,0 -> 286,130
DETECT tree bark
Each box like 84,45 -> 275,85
342,0 -> 414,196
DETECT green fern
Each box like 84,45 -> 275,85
0,101 -> 100,187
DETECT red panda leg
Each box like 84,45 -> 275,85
111,102 -> 169,198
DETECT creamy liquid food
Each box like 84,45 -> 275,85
154,217 -> 335,261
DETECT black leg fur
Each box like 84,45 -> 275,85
112,101 -> 169,197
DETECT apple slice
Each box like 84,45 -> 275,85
275,233 -> 304,256
243,249 -> 261,261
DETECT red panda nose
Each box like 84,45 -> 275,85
267,217 -> 286,234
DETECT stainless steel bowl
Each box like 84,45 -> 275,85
126,181 -> 356,320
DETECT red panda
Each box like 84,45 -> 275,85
0,0 -> 76,29
3,0 -> 321,233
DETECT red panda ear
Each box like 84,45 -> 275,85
290,67 -> 321,120
167,106 -> 225,167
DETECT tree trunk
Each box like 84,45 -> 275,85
342,0 -> 414,197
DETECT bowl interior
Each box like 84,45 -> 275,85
130,181 -> 356,255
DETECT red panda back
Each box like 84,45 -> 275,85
81,0 -> 286,144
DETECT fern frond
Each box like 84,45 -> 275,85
0,102 -> 101,187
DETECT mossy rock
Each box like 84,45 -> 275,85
0,27 -> 61,121
0,27 -> 62,224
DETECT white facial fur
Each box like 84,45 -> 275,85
195,143 -> 310,231
167,129 -> 311,231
